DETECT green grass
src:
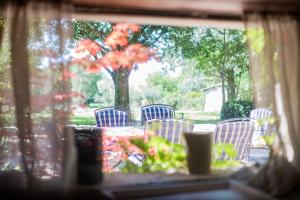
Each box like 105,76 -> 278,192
192,119 -> 219,124
70,116 -> 96,125
70,111 -> 220,125
176,111 -> 219,124
87,103 -> 101,108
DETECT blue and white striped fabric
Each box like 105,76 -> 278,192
214,119 -> 254,161
141,104 -> 175,124
250,108 -> 273,136
145,119 -> 194,144
94,107 -> 129,127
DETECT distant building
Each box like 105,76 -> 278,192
202,83 -> 224,112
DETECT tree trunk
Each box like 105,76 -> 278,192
112,68 -> 131,118
221,29 -> 226,104
221,71 -> 226,104
226,68 -> 236,100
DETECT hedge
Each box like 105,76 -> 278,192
220,100 -> 254,120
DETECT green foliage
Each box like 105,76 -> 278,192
212,143 -> 241,169
119,137 -> 242,173
70,116 -> 96,125
142,67 -> 206,110
72,22 -> 253,115
220,100 -> 254,120
71,68 -> 104,105
120,137 -> 187,173
95,76 -> 114,106
165,27 -> 251,101
256,116 -> 276,156
262,135 -> 275,147
256,116 -> 276,128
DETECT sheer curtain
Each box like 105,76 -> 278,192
0,0 -> 76,195
246,14 -> 300,195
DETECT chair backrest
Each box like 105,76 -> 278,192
145,119 -> 194,144
250,108 -> 273,136
214,119 -> 254,161
141,104 -> 175,124
94,107 -> 129,127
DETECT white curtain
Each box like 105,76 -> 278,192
0,0 -> 76,195
246,15 -> 300,195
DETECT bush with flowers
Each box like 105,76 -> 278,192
118,136 -> 187,173
102,129 -> 242,173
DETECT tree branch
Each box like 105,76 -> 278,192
104,66 -> 113,76
150,31 -> 167,47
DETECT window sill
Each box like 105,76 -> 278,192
74,171 -> 274,200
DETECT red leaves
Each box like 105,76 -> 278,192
91,44 -> 156,71
148,147 -> 157,156
113,23 -> 140,33
30,91 -> 84,112
31,94 -> 52,111
60,69 -> 76,81
75,39 -> 101,56
125,44 -> 156,64
54,91 -> 84,101
87,61 -> 104,73
105,31 -> 128,49
102,130 -> 145,173
72,23 -> 157,73
105,23 -> 140,49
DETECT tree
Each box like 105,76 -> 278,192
72,22 -> 195,115
72,23 -> 157,116
144,66 -> 207,111
164,27 -> 250,102
71,68 -> 104,105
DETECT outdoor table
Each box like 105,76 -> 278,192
103,126 -> 145,137
193,124 -> 216,132
176,110 -> 204,119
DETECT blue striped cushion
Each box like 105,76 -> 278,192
250,108 -> 273,136
95,108 -> 129,127
214,120 -> 254,161
145,119 -> 194,144
141,104 -> 175,124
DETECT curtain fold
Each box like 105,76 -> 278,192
245,14 -> 300,196
0,0 -> 76,195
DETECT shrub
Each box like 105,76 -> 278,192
220,100 -> 254,120
119,136 -> 187,173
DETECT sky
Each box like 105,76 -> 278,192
129,60 -> 164,87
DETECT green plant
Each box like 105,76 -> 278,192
118,136 -> 243,173
256,116 -> 277,157
212,143 -> 241,169
120,136 -> 187,173
220,100 -> 254,120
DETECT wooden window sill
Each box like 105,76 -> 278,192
74,172 -> 275,200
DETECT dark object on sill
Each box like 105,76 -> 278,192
73,126 -> 102,185
184,131 -> 212,175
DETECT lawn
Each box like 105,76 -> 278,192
70,111 -> 219,125
70,116 -> 96,125
175,111 -> 219,124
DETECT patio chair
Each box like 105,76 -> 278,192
250,108 -> 274,136
145,119 -> 194,144
94,107 -> 129,127
249,108 -> 274,164
141,104 -> 175,125
214,119 -> 255,162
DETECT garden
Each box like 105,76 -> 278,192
68,21 -> 257,173
0,18 -> 262,176
70,21 -> 252,126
